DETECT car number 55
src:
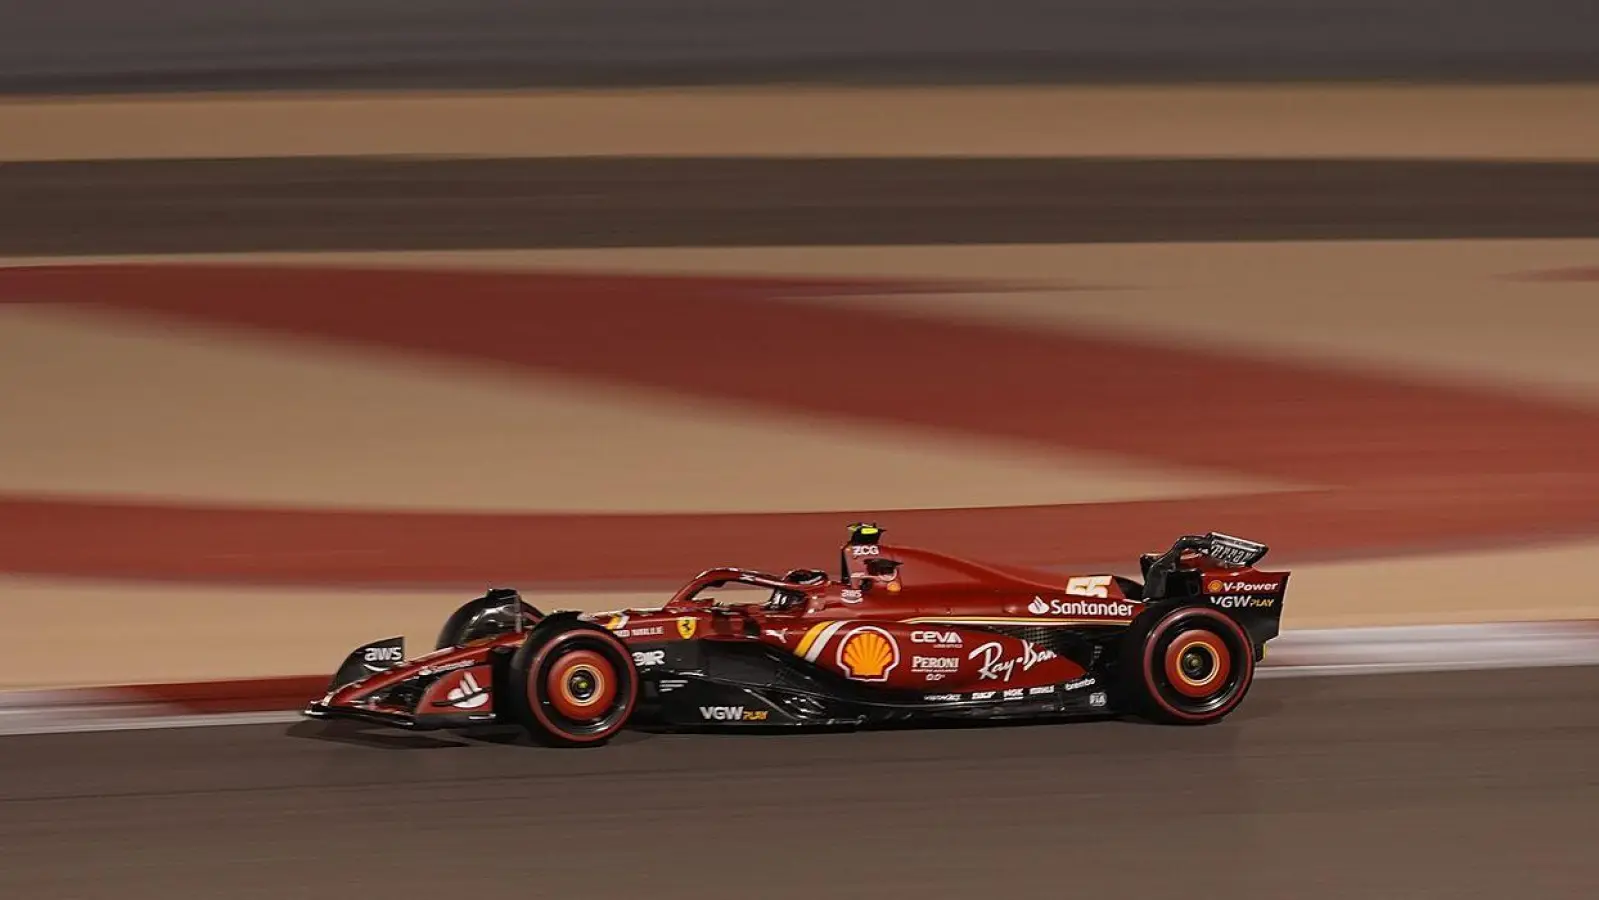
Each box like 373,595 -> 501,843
1065,575 -> 1111,598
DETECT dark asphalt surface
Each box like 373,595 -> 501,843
2,667 -> 1596,899
3,0 -> 1598,93
4,157 -> 1599,255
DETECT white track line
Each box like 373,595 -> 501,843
0,710 -> 304,736
0,621 -> 1595,736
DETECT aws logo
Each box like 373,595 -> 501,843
837,626 -> 900,682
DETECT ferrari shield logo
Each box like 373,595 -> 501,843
677,617 -> 698,640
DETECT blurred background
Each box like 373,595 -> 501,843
0,2 -> 1597,898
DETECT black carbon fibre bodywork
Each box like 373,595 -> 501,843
623,635 -> 1117,730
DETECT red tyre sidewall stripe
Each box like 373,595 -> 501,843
1141,607 -> 1254,722
528,629 -> 638,743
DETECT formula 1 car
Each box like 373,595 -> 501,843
303,524 -> 1288,746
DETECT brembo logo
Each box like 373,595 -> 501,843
1027,596 -> 1135,618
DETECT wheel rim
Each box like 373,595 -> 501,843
1163,632 -> 1232,698
543,649 -> 618,721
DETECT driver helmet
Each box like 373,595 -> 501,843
857,557 -> 902,592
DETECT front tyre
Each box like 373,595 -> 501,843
507,621 -> 638,747
1120,605 -> 1256,725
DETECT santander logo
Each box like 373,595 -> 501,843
1027,595 -> 1135,618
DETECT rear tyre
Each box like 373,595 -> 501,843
507,620 -> 638,747
1119,604 -> 1255,725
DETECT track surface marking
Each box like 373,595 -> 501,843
1,668 -> 1595,899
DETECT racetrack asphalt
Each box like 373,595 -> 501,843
2,157 -> 1597,255
2,666 -> 1596,899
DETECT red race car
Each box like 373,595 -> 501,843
304,524 -> 1289,746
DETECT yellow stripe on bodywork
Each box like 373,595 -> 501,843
794,622 -> 833,658
795,621 -> 848,662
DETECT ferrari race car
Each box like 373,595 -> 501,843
304,524 -> 1289,746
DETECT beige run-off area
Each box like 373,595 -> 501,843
0,80 -> 1596,689
1,84 -> 1597,161
1,238 -> 1598,688
2,537 -> 1598,689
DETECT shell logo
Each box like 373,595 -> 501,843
1205,579 -> 1225,594
837,626 -> 900,681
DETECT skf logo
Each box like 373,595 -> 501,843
677,617 -> 698,640
836,626 -> 900,681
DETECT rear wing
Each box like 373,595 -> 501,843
1141,532 -> 1270,598
1195,532 -> 1269,568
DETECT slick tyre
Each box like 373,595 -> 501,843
507,621 -> 638,747
1120,604 -> 1255,725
